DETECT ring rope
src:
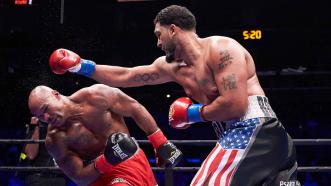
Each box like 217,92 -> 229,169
1,139 -> 331,145
0,166 -> 330,172
1,65 -> 329,184
1,139 -> 330,173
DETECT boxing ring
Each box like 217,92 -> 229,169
1,139 -> 331,185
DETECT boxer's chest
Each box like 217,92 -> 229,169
66,122 -> 104,159
175,64 -> 219,104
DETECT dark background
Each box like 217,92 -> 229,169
0,0 -> 331,185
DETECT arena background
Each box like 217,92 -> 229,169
1,0 -> 331,185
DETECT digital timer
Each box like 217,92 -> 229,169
243,30 -> 262,40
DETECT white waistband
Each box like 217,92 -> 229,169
225,95 -> 277,124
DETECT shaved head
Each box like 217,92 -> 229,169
28,85 -> 56,117
28,86 -> 52,107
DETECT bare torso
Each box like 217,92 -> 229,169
167,36 -> 264,104
46,92 -> 129,161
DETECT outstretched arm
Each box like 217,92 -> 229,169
93,57 -> 172,87
45,133 -> 99,186
49,49 -> 173,87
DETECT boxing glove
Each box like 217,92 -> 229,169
147,129 -> 183,167
49,48 -> 96,77
94,132 -> 138,174
169,97 -> 205,129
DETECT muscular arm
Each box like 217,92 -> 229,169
87,84 -> 181,167
202,41 -> 248,121
92,57 -> 173,87
91,84 -> 159,135
45,132 -> 99,186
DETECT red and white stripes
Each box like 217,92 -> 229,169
191,143 -> 245,186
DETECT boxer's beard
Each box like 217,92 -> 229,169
164,41 -> 176,63
165,52 -> 175,63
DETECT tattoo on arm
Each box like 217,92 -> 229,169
134,73 -> 160,82
218,50 -> 233,70
221,74 -> 237,91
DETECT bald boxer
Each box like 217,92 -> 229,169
48,5 -> 298,186
28,84 -> 182,186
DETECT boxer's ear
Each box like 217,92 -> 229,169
52,90 -> 60,97
169,24 -> 177,38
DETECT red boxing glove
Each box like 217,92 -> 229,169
169,97 -> 193,129
169,97 -> 205,129
49,48 -> 81,74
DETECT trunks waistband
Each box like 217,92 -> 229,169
224,95 -> 277,125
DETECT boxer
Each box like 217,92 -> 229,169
28,84 -> 182,186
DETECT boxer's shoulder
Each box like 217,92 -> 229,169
45,130 -> 68,158
70,84 -> 120,101
72,85 -> 125,109
89,84 -> 120,94
153,56 -> 176,71
46,129 -> 67,143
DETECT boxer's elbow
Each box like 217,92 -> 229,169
67,170 -> 90,186
73,178 -> 91,186
229,98 -> 248,119
230,105 -> 247,119
225,96 -> 247,117
205,97 -> 247,121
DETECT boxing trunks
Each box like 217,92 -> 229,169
90,149 -> 157,186
191,95 -> 299,186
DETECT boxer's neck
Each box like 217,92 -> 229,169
63,96 -> 83,117
176,32 -> 203,65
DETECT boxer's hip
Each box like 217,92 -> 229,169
90,149 -> 157,186
212,95 -> 278,138
226,95 -> 277,125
